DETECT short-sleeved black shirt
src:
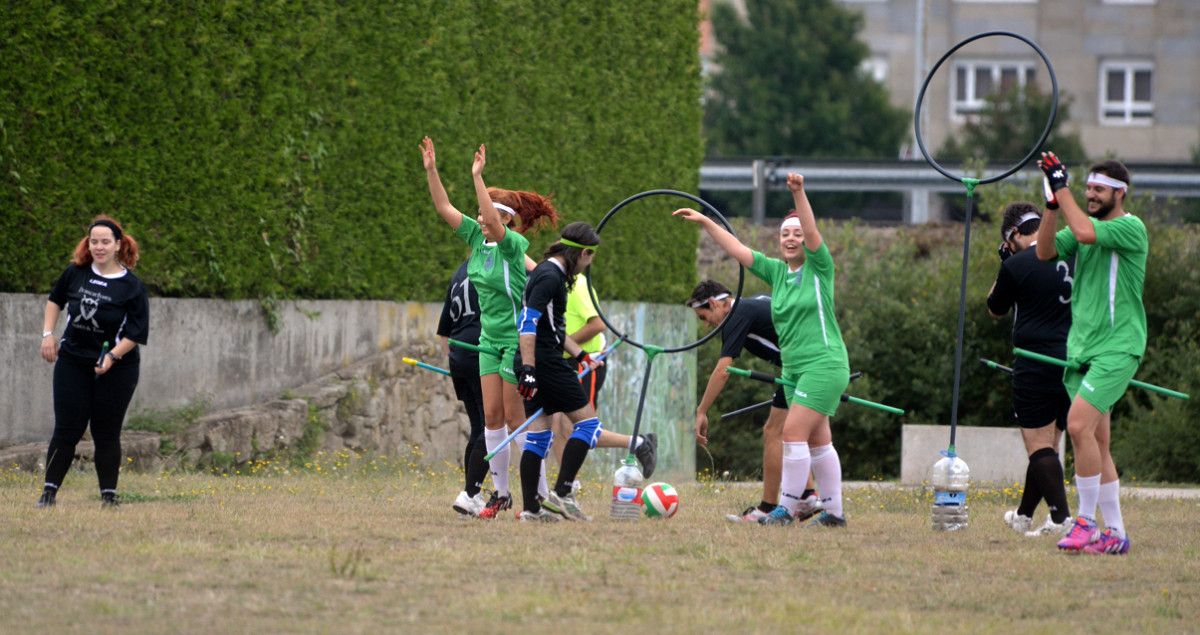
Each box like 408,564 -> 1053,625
719,295 -> 782,367
519,259 -> 569,362
48,263 -> 149,365
437,261 -> 481,376
987,246 -> 1073,372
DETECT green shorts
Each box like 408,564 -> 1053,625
1063,352 -> 1139,414
781,365 -> 850,417
478,335 -> 517,385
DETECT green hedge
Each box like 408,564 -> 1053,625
1,1 -> 702,302
697,192 -> 1200,480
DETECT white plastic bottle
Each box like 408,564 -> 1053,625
610,456 -> 644,520
930,451 -> 970,531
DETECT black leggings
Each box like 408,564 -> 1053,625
44,356 -> 140,492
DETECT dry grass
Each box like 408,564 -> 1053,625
2,454 -> 1198,634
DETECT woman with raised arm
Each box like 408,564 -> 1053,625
674,173 -> 851,527
421,137 -> 558,519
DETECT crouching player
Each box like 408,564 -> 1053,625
515,222 -> 607,522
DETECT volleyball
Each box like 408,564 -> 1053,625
642,482 -> 679,519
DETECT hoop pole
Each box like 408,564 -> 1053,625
625,346 -> 662,459
946,178 -> 978,448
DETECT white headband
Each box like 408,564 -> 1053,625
493,202 -> 517,216
688,292 -> 730,309
780,217 -> 802,231
1005,212 -> 1040,241
1087,173 -> 1128,191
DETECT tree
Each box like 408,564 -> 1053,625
938,84 -> 1087,165
703,0 -> 908,158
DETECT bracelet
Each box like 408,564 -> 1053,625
107,351 -> 121,361
42,331 -> 53,338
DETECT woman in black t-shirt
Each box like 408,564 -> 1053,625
37,215 -> 149,508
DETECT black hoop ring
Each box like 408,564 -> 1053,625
586,189 -> 745,354
914,31 -> 1058,185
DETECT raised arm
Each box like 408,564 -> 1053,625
672,208 -> 754,268
421,136 -> 463,230
786,173 -> 823,252
1040,152 -> 1095,244
472,144 -> 508,241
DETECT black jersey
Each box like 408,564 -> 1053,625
987,246 -> 1073,363
520,259 -> 569,361
48,263 -> 149,365
719,295 -> 782,367
437,261 -> 481,375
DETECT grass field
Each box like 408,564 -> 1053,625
2,454 -> 1197,634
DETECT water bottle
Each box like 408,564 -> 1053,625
610,456 -> 644,520
930,450 -> 970,531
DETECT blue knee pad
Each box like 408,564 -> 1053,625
524,429 -> 553,459
569,417 -> 603,449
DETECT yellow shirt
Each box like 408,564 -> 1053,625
564,273 -> 606,356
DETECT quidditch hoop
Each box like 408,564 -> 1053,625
914,31 -> 1058,185
587,189 -> 745,354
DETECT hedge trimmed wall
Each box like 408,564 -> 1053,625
1,1 -> 702,302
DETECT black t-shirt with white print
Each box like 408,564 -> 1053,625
986,246 -> 1073,377
719,295 -> 782,367
520,259 -> 569,363
48,263 -> 150,365
436,260 -> 481,376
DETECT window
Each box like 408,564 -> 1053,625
860,57 -> 888,84
951,61 -> 1036,118
1099,61 -> 1153,125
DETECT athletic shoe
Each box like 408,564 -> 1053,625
453,490 -> 486,517
1057,516 -> 1099,552
100,492 -> 120,508
726,505 -> 770,523
1004,509 -> 1033,534
635,433 -> 658,479
545,491 -> 591,522
809,511 -> 847,528
1082,529 -> 1130,555
758,505 -> 795,526
1025,516 -> 1072,537
518,509 -> 562,523
35,490 -> 56,508
477,491 -> 512,519
793,495 -> 824,522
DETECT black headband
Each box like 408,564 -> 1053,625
90,220 -> 123,242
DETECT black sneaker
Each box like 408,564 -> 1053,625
36,490 -> 57,508
477,491 -> 511,519
635,433 -> 658,479
100,492 -> 120,508
809,511 -> 846,528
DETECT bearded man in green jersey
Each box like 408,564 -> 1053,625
1035,153 -> 1144,555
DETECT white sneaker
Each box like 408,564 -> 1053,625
1003,509 -> 1033,533
518,509 -> 562,523
794,495 -> 824,522
1025,515 -> 1073,537
545,491 -> 592,522
453,490 -> 486,517
725,506 -> 769,523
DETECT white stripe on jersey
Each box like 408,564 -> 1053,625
502,260 -> 520,328
814,276 -> 829,347
747,333 -> 780,353
1108,251 -> 1118,327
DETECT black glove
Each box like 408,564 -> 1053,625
1038,151 -> 1069,194
517,364 -> 538,399
998,242 -> 1013,262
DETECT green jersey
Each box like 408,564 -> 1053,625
748,244 -> 848,371
454,216 -> 529,344
1054,214 -> 1148,361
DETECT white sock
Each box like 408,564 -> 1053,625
809,443 -> 843,518
513,431 -> 550,498
1098,479 -> 1125,538
1075,473 -> 1101,522
483,427 -> 510,496
779,442 -> 811,515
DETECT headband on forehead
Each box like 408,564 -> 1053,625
1087,172 -> 1128,191
1004,212 -> 1040,242
89,220 -> 123,241
559,237 -> 599,251
780,217 -> 802,231
492,202 -> 517,216
687,292 -> 730,309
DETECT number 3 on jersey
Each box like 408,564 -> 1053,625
1057,260 -> 1073,305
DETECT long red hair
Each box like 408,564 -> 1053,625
73,214 -> 140,269
489,187 -> 558,235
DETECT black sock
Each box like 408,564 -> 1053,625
1017,456 -> 1042,518
520,450 -> 543,512
758,500 -> 777,513
1029,447 -> 1071,523
555,438 -> 591,497
464,438 -> 489,497
43,443 -> 76,490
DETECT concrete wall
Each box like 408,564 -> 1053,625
0,293 -> 696,480
900,423 -> 1065,486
